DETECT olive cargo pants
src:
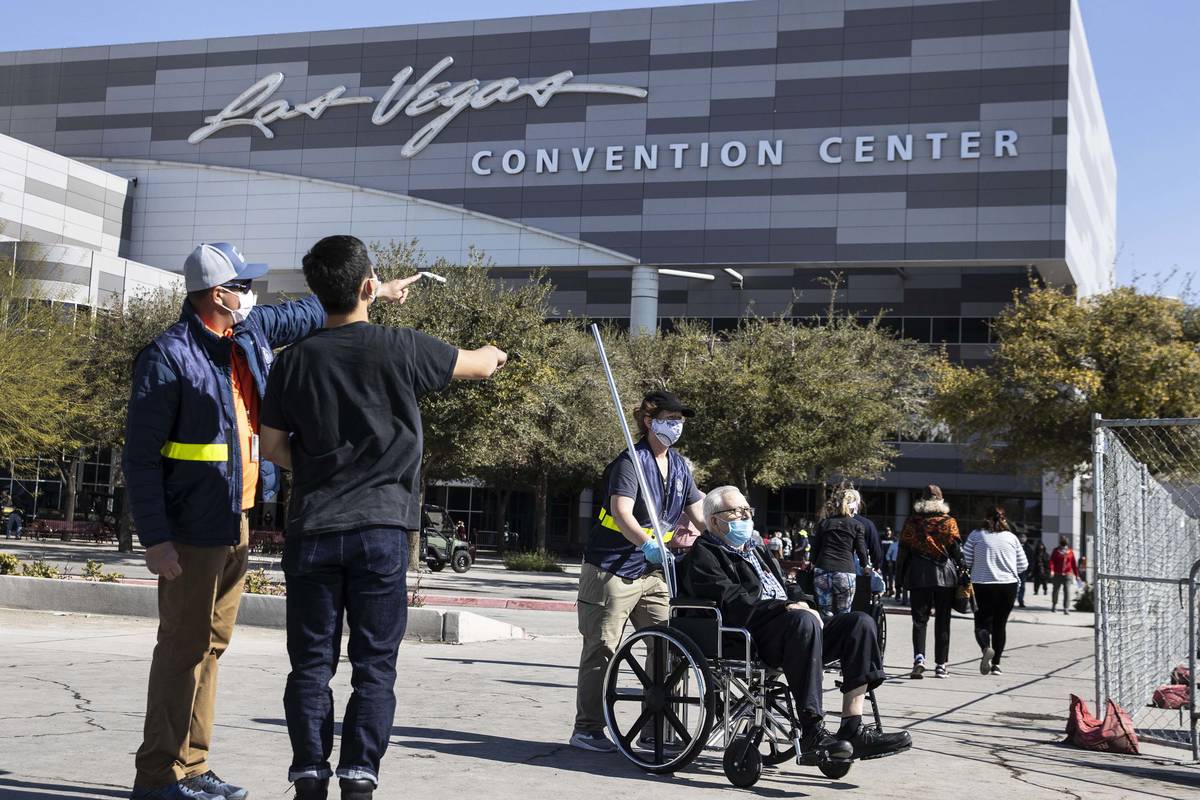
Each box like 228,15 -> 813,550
134,515 -> 249,788
574,562 -> 669,732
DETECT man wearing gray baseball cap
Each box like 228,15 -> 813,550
124,242 -> 418,800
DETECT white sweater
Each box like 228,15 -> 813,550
963,529 -> 1028,584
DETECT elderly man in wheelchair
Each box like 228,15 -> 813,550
600,485 -> 910,787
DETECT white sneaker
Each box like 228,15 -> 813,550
570,729 -> 617,752
980,646 -> 994,675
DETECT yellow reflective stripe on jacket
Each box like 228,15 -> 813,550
160,441 -> 229,462
597,507 -> 674,542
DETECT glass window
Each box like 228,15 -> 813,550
903,317 -> 931,342
931,318 -> 960,344
961,317 -> 991,344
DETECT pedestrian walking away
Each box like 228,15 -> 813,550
571,389 -> 706,753
881,527 -> 898,597
896,485 -> 964,679
259,236 -> 505,800
963,507 -> 1028,675
124,241 -> 329,800
1016,531 -> 1035,607
811,489 -> 873,617
1030,540 -> 1050,596
1049,536 -> 1081,615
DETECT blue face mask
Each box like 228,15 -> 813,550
650,418 -> 684,448
724,518 -> 754,548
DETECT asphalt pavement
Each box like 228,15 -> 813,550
1,600 -> 1195,800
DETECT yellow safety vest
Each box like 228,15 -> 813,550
597,507 -> 674,542
160,441 -> 229,462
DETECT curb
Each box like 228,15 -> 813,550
0,575 -> 526,643
423,594 -> 577,613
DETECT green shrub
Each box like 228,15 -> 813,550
503,550 -> 564,573
20,559 -> 60,579
1074,584 -> 1094,613
83,559 -> 124,582
244,568 -> 285,596
0,553 -> 18,575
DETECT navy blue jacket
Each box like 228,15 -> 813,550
124,296 -> 326,547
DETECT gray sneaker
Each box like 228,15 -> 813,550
569,729 -> 617,752
183,772 -> 247,800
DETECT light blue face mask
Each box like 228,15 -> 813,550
650,418 -> 684,448
724,518 -> 754,548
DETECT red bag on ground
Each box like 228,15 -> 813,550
1151,684 -> 1190,710
1065,694 -> 1140,754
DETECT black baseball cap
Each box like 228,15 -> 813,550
643,389 -> 694,417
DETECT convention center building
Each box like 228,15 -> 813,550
0,0 -> 1115,550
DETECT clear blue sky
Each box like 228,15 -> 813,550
5,0 -> 1196,296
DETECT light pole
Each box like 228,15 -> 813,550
629,264 -> 727,336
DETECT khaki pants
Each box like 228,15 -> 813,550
574,562 -> 668,732
134,515 -> 249,788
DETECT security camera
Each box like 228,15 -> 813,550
724,267 -> 744,290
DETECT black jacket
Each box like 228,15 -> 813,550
677,533 -> 814,630
812,516 -> 871,573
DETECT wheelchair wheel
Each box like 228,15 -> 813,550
603,625 -> 715,775
760,679 -> 797,766
819,760 -> 853,780
875,603 -> 888,657
723,731 -> 763,788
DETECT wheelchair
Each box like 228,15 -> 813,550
602,596 -> 889,788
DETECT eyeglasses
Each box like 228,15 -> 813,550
220,279 -> 253,293
715,506 -> 755,521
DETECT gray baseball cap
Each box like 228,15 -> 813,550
184,242 -> 269,292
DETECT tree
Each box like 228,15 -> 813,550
933,283 -> 1200,479
369,241 -> 557,565
73,288 -> 184,549
474,323 -> 629,551
625,312 -> 942,494
0,243 -> 81,517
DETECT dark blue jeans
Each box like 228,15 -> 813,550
282,528 -> 409,786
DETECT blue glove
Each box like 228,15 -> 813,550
641,538 -> 665,565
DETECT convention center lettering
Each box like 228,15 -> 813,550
188,59 -> 1021,174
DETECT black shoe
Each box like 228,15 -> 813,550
338,779 -> 373,800
844,725 -> 912,760
293,779 -> 328,800
796,725 -> 853,764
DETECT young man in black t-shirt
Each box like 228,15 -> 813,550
260,235 -> 505,800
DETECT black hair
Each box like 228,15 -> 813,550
302,235 -> 373,314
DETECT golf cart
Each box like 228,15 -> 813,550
422,504 -> 475,573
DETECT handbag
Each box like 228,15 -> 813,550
952,567 -> 973,614
1065,694 -> 1139,754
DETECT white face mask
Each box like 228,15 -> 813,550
220,288 -> 257,325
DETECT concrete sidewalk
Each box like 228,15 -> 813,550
1,606 -> 1194,800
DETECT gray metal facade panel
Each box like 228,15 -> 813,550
0,0 -> 1091,271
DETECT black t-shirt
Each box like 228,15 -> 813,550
260,322 -> 458,536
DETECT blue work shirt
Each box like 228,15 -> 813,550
584,438 -> 702,579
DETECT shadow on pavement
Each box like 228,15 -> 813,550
249,719 -> 862,792
0,776 -> 127,799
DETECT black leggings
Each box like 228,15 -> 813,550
973,582 -> 1018,664
909,586 -> 955,665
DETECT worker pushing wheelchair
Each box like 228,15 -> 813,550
573,327 -> 912,786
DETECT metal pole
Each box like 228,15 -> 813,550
589,323 -> 674,597
1092,414 -> 1106,710
1190,558 -> 1200,762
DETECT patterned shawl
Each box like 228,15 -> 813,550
900,513 -> 961,562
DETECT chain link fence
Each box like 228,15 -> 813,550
1093,417 -> 1200,759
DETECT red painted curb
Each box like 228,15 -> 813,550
424,594 -> 576,612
